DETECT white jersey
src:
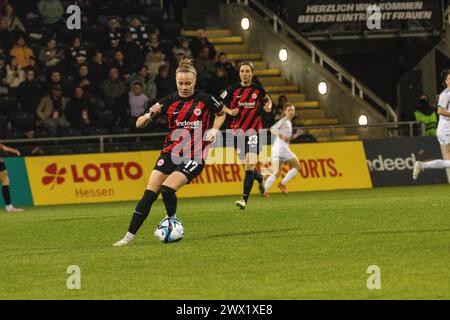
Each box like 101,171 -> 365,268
437,88 -> 450,136
271,118 -> 295,161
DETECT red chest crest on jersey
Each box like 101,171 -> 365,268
252,93 -> 258,99
194,108 -> 202,116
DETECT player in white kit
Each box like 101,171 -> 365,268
413,70 -> 450,180
264,104 -> 303,196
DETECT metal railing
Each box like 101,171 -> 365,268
226,0 -> 398,122
1,122 -> 425,155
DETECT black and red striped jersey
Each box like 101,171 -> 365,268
155,91 -> 223,159
220,82 -> 267,133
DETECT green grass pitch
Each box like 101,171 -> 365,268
1,185 -> 449,300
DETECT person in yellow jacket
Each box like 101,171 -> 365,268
9,36 -> 34,69
414,94 -> 437,137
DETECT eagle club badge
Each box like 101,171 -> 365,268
252,93 -> 258,99
194,108 -> 201,116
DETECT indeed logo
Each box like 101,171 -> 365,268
175,120 -> 201,128
367,153 -> 416,172
238,101 -> 256,108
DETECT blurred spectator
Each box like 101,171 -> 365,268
111,49 -> 131,79
101,66 -> 127,121
6,57 -> 25,91
104,17 -> 122,50
413,93 -> 437,137
74,63 -> 95,95
172,37 -> 192,58
38,37 -> 64,69
67,36 -> 88,71
191,28 -> 216,60
90,50 -> 106,84
9,36 -> 34,68
208,65 -> 229,97
216,52 -> 238,84
195,46 -> 215,91
128,16 -> 149,50
17,68 -> 42,114
37,84 -> 70,134
155,64 -> 174,99
46,70 -> 69,95
127,65 -> 157,103
127,81 -> 148,127
37,0 -> 64,26
66,86 -> 96,132
0,18 -> 13,51
149,32 -> 161,52
3,2 -> 26,32
0,55 -> 7,94
121,32 -> 144,70
145,47 -> 166,76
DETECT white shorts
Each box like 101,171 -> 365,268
437,135 -> 450,145
271,144 -> 296,162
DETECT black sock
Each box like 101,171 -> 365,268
2,185 -> 11,206
161,185 -> 177,217
243,170 -> 255,203
254,169 -> 263,184
128,190 -> 158,234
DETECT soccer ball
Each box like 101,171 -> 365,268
154,217 -> 184,243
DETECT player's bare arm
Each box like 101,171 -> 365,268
0,144 -> 20,156
222,105 -> 239,117
205,111 -> 226,143
437,107 -> 450,117
263,95 -> 272,113
136,103 -> 163,128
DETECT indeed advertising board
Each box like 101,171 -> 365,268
363,137 -> 448,186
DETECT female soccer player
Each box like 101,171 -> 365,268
0,143 -> 24,212
113,59 -> 225,246
413,69 -> 450,180
220,61 -> 272,210
263,104 -> 303,197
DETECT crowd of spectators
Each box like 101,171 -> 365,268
0,0 -> 262,141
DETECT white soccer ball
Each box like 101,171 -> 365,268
154,217 -> 184,243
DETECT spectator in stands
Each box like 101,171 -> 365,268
17,68 -> 42,114
36,84 -> 70,134
46,70 -> 69,95
3,2 -> 26,32
172,37 -> 192,58
111,49 -> 131,79
0,18 -> 13,52
90,50 -> 106,84
121,32 -> 144,70
104,17 -> 122,51
37,0 -> 64,27
216,52 -> 238,84
148,32 -> 161,53
66,86 -> 95,133
127,81 -> 148,128
208,65 -> 229,97
127,65 -> 157,103
67,36 -> 88,71
7,0 -> 40,31
74,63 -> 96,96
9,36 -> 34,68
101,66 -> 127,122
128,16 -> 149,50
191,28 -> 216,60
154,64 -> 173,99
413,93 -> 438,137
195,46 -> 215,90
38,37 -> 64,69
145,47 -> 166,76
0,55 -> 7,95
6,57 -> 25,92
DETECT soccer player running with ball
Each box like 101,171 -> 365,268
0,143 -> 24,212
413,69 -> 450,180
113,59 -> 225,246
263,104 -> 303,197
220,61 -> 272,210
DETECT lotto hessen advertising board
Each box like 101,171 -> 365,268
25,152 -> 151,205
363,137 -> 449,186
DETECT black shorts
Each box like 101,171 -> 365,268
233,134 -> 261,161
153,152 -> 205,183
0,158 -> 5,172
